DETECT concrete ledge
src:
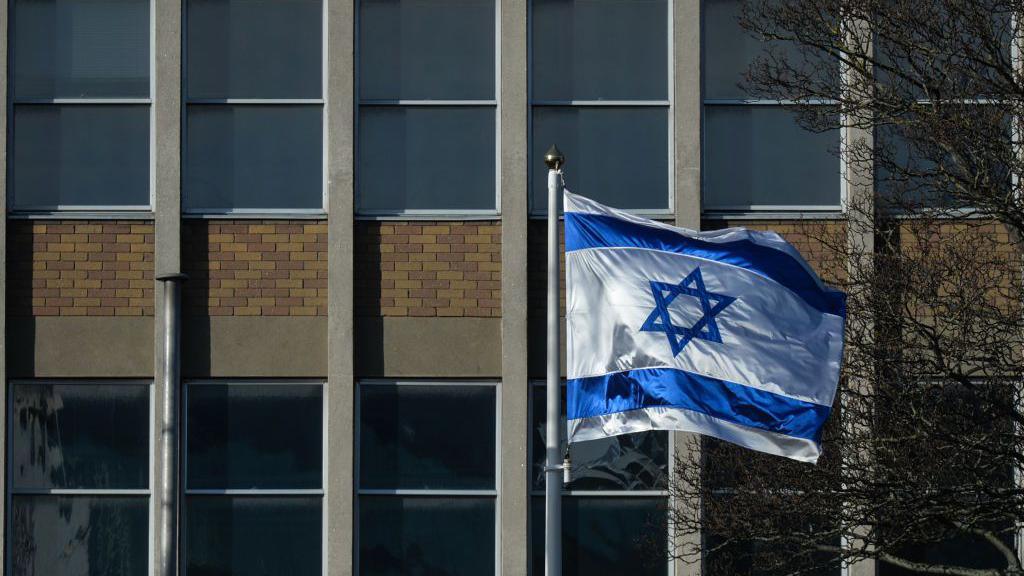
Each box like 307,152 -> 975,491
184,316 -> 327,378
355,316 -> 501,377
8,316 -> 154,378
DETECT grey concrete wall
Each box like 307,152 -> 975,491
673,1 -> 703,573
326,0 -> 357,570
355,317 -> 502,377
152,0 -> 183,572
8,317 -> 154,377
499,0 -> 530,570
183,316 -> 327,377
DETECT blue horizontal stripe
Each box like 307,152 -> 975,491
565,212 -> 846,317
567,368 -> 831,442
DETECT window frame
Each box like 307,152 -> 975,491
181,0 -> 328,218
6,0 -> 156,217
5,379 -> 155,576
181,379 -> 327,576
354,379 -> 501,575
526,379 -> 674,576
353,0 -> 502,219
699,0 -> 845,218
526,0 -> 675,218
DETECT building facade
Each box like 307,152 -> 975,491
0,0 -> 865,575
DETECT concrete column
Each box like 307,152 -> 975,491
0,0 -> 9,567
152,0 -> 183,573
499,0 -> 530,571
325,0 -> 356,572
673,0 -> 703,574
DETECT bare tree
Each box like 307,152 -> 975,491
666,2 -> 1024,575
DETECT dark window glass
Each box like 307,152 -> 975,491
185,496 -> 322,576
12,0 -> 150,99
186,0 -> 322,99
357,106 -> 497,213
11,383 -> 149,490
184,105 -> 323,211
12,105 -> 150,209
187,384 -> 323,489
530,496 -> 668,576
10,495 -> 149,576
531,0 -> 667,100
531,107 -> 669,213
704,106 -> 841,209
359,0 -> 495,100
360,384 -> 496,489
532,386 -> 668,491
359,496 -> 495,575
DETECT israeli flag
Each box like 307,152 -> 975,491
565,191 -> 845,463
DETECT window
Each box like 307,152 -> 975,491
8,381 -> 152,576
357,380 -> 498,574
9,0 -> 152,212
184,381 -> 324,576
356,0 -> 498,216
529,0 -> 671,214
184,0 -> 324,214
702,0 -> 841,213
529,382 -> 670,575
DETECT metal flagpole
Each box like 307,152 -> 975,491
544,144 -> 565,576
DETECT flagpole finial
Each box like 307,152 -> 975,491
544,144 -> 565,170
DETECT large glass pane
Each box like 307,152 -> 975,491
357,106 -> 496,213
359,0 -> 495,100
703,0 -> 835,100
531,0 -> 667,100
360,384 -> 496,489
10,495 -> 149,576
187,384 -> 322,489
185,104 -> 323,211
11,383 -> 149,490
186,496 -> 322,576
13,0 -> 150,99
532,386 -> 668,491
186,0 -> 322,99
12,104 -> 150,209
359,496 -> 495,575
531,496 -> 668,576
531,106 -> 668,213
704,106 -> 840,209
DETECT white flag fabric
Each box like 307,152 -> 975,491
564,191 -> 845,463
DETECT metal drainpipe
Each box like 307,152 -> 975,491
157,273 -> 187,576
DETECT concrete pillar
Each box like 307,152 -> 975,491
325,0 -> 356,572
152,0 -> 183,573
499,0 -> 530,571
673,1 -> 703,574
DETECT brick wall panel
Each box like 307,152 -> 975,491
183,220 -> 327,316
355,221 -> 501,317
9,221 -> 155,316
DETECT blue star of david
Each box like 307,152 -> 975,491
640,267 -> 736,357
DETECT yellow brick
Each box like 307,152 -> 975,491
209,234 -> 234,243
291,288 -> 318,297
117,252 -> 144,262
234,306 -> 262,315
380,307 -> 408,315
395,262 -> 420,271
116,234 -> 144,243
249,224 -> 276,233
75,298 -> 101,307
116,289 -> 144,298
264,233 -> 289,242
74,224 -> 102,233
235,271 -> 261,280
115,308 -> 144,316
395,298 -> 422,307
209,288 -> 234,297
290,252 -> 316,261
381,271 -> 408,280
409,235 -> 436,244
248,298 -> 276,306
381,289 -> 409,298
220,243 -> 247,252
130,243 -> 154,252
276,243 -> 302,252
395,280 -> 420,289
61,234 -> 89,243
437,271 -> 462,280
74,243 -> 102,252
48,243 -> 74,252
424,244 -> 450,253
422,226 -> 450,234
290,234 -> 317,243
61,307 -> 88,316
76,279 -> 102,289
465,235 -> 491,244
303,223 -> 327,234
276,279 -> 303,289
78,262 -> 103,271
222,279 -> 248,289
65,288 -> 88,297
130,224 -> 154,234
235,251 -> 261,261
290,307 -> 317,316
251,261 -> 276,270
